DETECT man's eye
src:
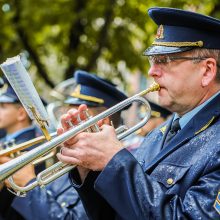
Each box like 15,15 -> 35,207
148,56 -> 169,65
157,57 -> 168,64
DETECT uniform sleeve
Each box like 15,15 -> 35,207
71,149 -> 220,220
12,178 -> 89,220
95,149 -> 220,220
69,170 -> 116,220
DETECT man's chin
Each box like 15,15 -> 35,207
158,100 -> 172,111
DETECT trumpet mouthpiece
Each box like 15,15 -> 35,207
150,82 -> 160,92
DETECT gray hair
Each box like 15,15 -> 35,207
191,48 -> 220,82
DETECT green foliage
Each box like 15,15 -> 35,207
0,0 -> 219,96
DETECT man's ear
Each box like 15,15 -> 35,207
201,58 -> 217,87
17,107 -> 28,122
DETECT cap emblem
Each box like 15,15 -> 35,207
156,25 -> 164,39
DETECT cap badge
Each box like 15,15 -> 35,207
156,25 -> 164,39
72,84 -> 81,96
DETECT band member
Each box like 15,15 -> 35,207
124,101 -> 171,151
0,80 -> 45,219
57,7 -> 220,219
6,70 -> 128,220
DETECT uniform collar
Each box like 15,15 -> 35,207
173,90 -> 220,130
146,91 -> 220,172
5,125 -> 35,142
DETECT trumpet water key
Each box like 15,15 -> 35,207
0,82 -> 160,196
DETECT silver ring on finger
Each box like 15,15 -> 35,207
60,147 -> 64,155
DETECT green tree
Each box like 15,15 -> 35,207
0,0 -> 219,94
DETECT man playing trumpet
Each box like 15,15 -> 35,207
57,7 -> 220,219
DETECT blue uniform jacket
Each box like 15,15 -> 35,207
0,125 -> 45,175
0,126 -> 38,146
12,174 -> 89,220
70,93 -> 220,220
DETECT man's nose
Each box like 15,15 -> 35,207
148,65 -> 162,78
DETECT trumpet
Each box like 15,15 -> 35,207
0,83 -> 160,196
0,132 -> 58,168
0,132 -> 57,157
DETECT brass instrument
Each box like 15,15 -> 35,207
0,83 -> 160,196
0,132 -> 57,157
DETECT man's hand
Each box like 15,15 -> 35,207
5,163 -> 36,188
0,156 -> 11,190
0,155 -> 11,164
0,156 -> 36,188
56,104 -> 123,178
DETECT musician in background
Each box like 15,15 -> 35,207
5,70 -> 129,220
124,101 -> 171,151
0,80 -> 45,220
0,129 -> 6,140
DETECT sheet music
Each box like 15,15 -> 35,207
0,55 -> 54,131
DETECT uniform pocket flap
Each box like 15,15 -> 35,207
151,163 -> 191,188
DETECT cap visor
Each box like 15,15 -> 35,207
143,45 -> 194,56
0,95 -> 18,103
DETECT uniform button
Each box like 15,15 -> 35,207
139,160 -> 145,166
46,190 -> 52,196
167,178 -> 174,185
61,202 -> 66,207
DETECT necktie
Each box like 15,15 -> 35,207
164,118 -> 181,144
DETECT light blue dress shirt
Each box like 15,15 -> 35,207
174,91 -> 220,129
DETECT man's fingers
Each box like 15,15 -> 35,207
57,127 -> 64,135
60,113 -> 73,130
57,152 -> 80,166
59,146 -> 79,157
59,105 -> 89,131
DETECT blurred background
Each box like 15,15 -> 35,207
0,0 -> 220,102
